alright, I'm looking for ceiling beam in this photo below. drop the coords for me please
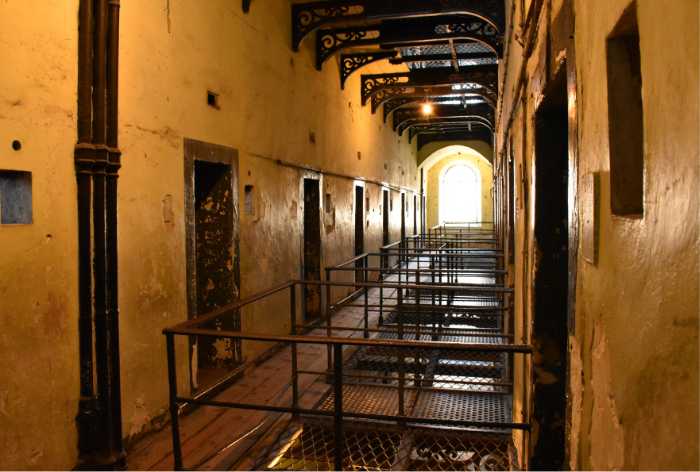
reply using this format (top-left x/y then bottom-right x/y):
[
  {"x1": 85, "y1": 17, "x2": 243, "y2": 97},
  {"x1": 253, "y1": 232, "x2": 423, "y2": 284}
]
[
  {"x1": 392, "y1": 103, "x2": 495, "y2": 131},
  {"x1": 373, "y1": 87, "x2": 496, "y2": 114},
  {"x1": 409, "y1": 121, "x2": 492, "y2": 142},
  {"x1": 292, "y1": 0, "x2": 504, "y2": 50},
  {"x1": 382, "y1": 95, "x2": 493, "y2": 122},
  {"x1": 362, "y1": 65, "x2": 498, "y2": 104},
  {"x1": 416, "y1": 128, "x2": 493, "y2": 150},
  {"x1": 316, "y1": 16, "x2": 501, "y2": 69},
  {"x1": 401, "y1": 117, "x2": 494, "y2": 136},
  {"x1": 390, "y1": 51, "x2": 496, "y2": 65}
]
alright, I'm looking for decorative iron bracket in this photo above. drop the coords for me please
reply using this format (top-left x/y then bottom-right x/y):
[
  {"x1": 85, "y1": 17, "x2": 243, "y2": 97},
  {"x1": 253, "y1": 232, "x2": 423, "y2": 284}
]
[
  {"x1": 383, "y1": 98, "x2": 415, "y2": 123},
  {"x1": 362, "y1": 65, "x2": 498, "y2": 107},
  {"x1": 292, "y1": 0, "x2": 504, "y2": 50},
  {"x1": 340, "y1": 51, "x2": 397, "y2": 89},
  {"x1": 316, "y1": 26, "x2": 380, "y2": 70},
  {"x1": 392, "y1": 103, "x2": 494, "y2": 132},
  {"x1": 316, "y1": 16, "x2": 502, "y2": 69},
  {"x1": 374, "y1": 88, "x2": 496, "y2": 115}
]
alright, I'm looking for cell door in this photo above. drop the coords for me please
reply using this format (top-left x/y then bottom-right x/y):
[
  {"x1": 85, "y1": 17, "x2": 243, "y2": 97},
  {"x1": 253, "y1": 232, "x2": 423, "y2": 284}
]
[
  {"x1": 531, "y1": 67, "x2": 570, "y2": 470},
  {"x1": 185, "y1": 139, "x2": 240, "y2": 393},
  {"x1": 303, "y1": 179, "x2": 321, "y2": 320},
  {"x1": 354, "y1": 186, "x2": 364, "y2": 283}
]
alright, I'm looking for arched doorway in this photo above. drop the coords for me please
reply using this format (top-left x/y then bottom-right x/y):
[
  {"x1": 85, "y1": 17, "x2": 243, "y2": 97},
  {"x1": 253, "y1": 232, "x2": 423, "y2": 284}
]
[
  {"x1": 418, "y1": 145, "x2": 493, "y2": 229},
  {"x1": 439, "y1": 163, "x2": 482, "y2": 224}
]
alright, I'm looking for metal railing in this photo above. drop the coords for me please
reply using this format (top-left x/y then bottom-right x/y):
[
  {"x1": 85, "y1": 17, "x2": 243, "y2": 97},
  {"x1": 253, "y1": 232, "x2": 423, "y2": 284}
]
[
  {"x1": 163, "y1": 226, "x2": 524, "y2": 470},
  {"x1": 163, "y1": 280, "x2": 531, "y2": 470}
]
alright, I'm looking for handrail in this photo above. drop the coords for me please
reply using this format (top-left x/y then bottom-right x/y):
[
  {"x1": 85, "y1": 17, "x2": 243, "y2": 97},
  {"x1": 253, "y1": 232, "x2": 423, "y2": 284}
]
[
  {"x1": 329, "y1": 252, "x2": 370, "y2": 269},
  {"x1": 169, "y1": 279, "x2": 513, "y2": 332},
  {"x1": 174, "y1": 280, "x2": 293, "y2": 330},
  {"x1": 165, "y1": 228, "x2": 515, "y2": 469},
  {"x1": 163, "y1": 328, "x2": 533, "y2": 353}
]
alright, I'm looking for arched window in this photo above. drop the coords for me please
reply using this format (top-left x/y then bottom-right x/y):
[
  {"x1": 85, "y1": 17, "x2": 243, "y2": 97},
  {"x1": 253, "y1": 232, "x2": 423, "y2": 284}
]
[{"x1": 439, "y1": 163, "x2": 481, "y2": 224}]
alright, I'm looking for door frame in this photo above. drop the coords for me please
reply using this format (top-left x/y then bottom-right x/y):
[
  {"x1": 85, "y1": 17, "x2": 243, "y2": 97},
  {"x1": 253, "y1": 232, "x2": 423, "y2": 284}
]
[
  {"x1": 353, "y1": 181, "x2": 366, "y2": 284},
  {"x1": 184, "y1": 138, "x2": 240, "y2": 391},
  {"x1": 299, "y1": 173, "x2": 323, "y2": 321}
]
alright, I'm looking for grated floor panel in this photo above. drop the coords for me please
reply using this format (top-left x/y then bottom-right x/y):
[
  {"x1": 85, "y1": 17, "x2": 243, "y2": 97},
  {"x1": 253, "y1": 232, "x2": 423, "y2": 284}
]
[
  {"x1": 262, "y1": 421, "x2": 519, "y2": 471},
  {"x1": 318, "y1": 384, "x2": 417, "y2": 417}
]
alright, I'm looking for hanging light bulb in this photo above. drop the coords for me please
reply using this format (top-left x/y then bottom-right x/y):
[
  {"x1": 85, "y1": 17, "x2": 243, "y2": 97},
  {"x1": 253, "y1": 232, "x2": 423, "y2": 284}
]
[{"x1": 421, "y1": 102, "x2": 434, "y2": 116}]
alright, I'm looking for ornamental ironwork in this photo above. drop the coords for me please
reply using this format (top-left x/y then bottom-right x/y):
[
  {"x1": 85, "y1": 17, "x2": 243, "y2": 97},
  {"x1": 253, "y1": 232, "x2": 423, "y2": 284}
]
[
  {"x1": 292, "y1": 1, "x2": 366, "y2": 50},
  {"x1": 292, "y1": 0, "x2": 504, "y2": 50},
  {"x1": 392, "y1": 103, "x2": 494, "y2": 132},
  {"x1": 316, "y1": 26, "x2": 380, "y2": 70},
  {"x1": 383, "y1": 98, "x2": 416, "y2": 122},
  {"x1": 317, "y1": 16, "x2": 501, "y2": 69},
  {"x1": 362, "y1": 66, "x2": 498, "y2": 108},
  {"x1": 340, "y1": 51, "x2": 397, "y2": 89}
]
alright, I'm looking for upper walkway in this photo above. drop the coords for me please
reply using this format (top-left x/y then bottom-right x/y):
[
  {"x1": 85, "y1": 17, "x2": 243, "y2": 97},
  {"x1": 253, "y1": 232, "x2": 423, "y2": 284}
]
[{"x1": 127, "y1": 224, "x2": 530, "y2": 471}]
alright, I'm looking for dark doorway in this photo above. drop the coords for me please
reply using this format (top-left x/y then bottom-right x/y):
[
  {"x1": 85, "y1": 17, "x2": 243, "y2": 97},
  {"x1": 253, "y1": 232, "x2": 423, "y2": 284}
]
[
  {"x1": 185, "y1": 139, "x2": 240, "y2": 393},
  {"x1": 531, "y1": 67, "x2": 569, "y2": 469},
  {"x1": 382, "y1": 189, "x2": 390, "y2": 246},
  {"x1": 303, "y1": 178, "x2": 322, "y2": 320},
  {"x1": 400, "y1": 193, "x2": 406, "y2": 241},
  {"x1": 193, "y1": 162, "x2": 239, "y2": 388},
  {"x1": 413, "y1": 194, "x2": 418, "y2": 235},
  {"x1": 354, "y1": 185, "x2": 365, "y2": 283}
]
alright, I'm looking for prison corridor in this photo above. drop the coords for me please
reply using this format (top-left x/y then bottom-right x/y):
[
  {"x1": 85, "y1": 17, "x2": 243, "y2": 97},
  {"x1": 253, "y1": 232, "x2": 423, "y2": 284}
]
[{"x1": 126, "y1": 225, "x2": 531, "y2": 470}]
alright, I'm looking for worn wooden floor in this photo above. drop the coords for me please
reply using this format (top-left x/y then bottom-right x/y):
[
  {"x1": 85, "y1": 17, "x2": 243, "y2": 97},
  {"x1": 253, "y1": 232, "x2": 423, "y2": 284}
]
[{"x1": 126, "y1": 285, "x2": 395, "y2": 471}]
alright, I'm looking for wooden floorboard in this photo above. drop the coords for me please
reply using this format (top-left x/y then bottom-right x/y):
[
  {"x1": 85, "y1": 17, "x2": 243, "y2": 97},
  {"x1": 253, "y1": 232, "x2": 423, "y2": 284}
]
[{"x1": 126, "y1": 285, "x2": 398, "y2": 470}]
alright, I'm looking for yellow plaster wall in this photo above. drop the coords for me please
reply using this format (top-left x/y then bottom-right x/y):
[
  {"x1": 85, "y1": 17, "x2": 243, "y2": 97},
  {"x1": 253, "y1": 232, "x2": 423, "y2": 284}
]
[
  {"x1": 498, "y1": 0, "x2": 699, "y2": 469},
  {"x1": 572, "y1": 1, "x2": 698, "y2": 468},
  {"x1": 0, "y1": 0, "x2": 419, "y2": 468},
  {"x1": 422, "y1": 149, "x2": 493, "y2": 229},
  {"x1": 118, "y1": 0, "x2": 420, "y2": 454},
  {"x1": 0, "y1": 1, "x2": 80, "y2": 468}
]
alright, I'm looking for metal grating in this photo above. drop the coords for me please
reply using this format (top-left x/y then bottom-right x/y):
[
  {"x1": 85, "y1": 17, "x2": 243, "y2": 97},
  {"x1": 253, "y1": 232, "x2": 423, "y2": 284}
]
[
  {"x1": 264, "y1": 421, "x2": 519, "y2": 471},
  {"x1": 319, "y1": 384, "x2": 417, "y2": 417},
  {"x1": 265, "y1": 422, "x2": 402, "y2": 471},
  {"x1": 413, "y1": 391, "x2": 512, "y2": 425},
  {"x1": 405, "y1": 429, "x2": 517, "y2": 471},
  {"x1": 400, "y1": 42, "x2": 497, "y2": 70}
]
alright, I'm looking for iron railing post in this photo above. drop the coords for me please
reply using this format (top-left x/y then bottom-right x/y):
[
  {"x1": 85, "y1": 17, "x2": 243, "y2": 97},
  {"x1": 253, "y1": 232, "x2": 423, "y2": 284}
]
[
  {"x1": 398, "y1": 347, "x2": 406, "y2": 417},
  {"x1": 364, "y1": 259, "x2": 369, "y2": 339},
  {"x1": 166, "y1": 333, "x2": 183, "y2": 470},
  {"x1": 290, "y1": 285, "x2": 299, "y2": 414},
  {"x1": 325, "y1": 269, "x2": 333, "y2": 377},
  {"x1": 333, "y1": 344, "x2": 344, "y2": 471}
]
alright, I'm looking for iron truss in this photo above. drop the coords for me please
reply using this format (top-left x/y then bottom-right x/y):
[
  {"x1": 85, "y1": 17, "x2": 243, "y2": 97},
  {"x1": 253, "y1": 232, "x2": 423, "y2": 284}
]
[
  {"x1": 360, "y1": 66, "x2": 497, "y2": 106},
  {"x1": 393, "y1": 104, "x2": 495, "y2": 134},
  {"x1": 316, "y1": 16, "x2": 501, "y2": 70},
  {"x1": 292, "y1": 0, "x2": 505, "y2": 51},
  {"x1": 289, "y1": 0, "x2": 504, "y2": 149},
  {"x1": 383, "y1": 95, "x2": 495, "y2": 123},
  {"x1": 409, "y1": 121, "x2": 492, "y2": 143},
  {"x1": 416, "y1": 127, "x2": 494, "y2": 150}
]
